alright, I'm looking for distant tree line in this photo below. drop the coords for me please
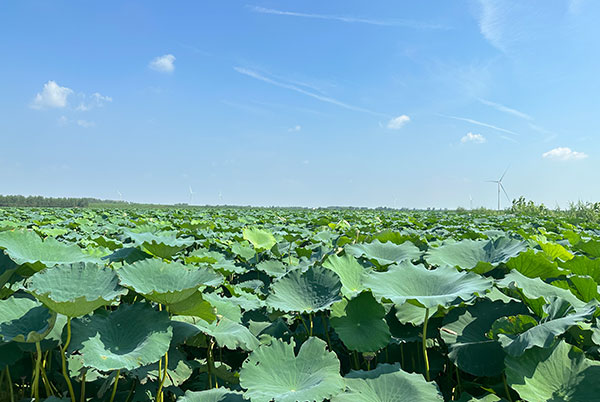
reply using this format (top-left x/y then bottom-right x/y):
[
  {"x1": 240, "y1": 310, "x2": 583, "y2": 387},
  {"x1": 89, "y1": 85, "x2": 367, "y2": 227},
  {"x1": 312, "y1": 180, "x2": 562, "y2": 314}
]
[{"x1": 0, "y1": 194, "x2": 130, "y2": 208}]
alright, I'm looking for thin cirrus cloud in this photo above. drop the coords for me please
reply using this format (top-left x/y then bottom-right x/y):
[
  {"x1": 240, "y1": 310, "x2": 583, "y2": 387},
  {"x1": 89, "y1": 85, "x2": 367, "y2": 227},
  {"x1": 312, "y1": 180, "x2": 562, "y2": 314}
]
[
  {"x1": 76, "y1": 93, "x2": 113, "y2": 111},
  {"x1": 149, "y1": 54, "x2": 176, "y2": 73},
  {"x1": 288, "y1": 125, "x2": 302, "y2": 132},
  {"x1": 249, "y1": 6, "x2": 447, "y2": 29},
  {"x1": 30, "y1": 80, "x2": 73, "y2": 109},
  {"x1": 439, "y1": 114, "x2": 519, "y2": 136},
  {"x1": 477, "y1": 98, "x2": 532, "y2": 120},
  {"x1": 234, "y1": 66, "x2": 387, "y2": 117},
  {"x1": 387, "y1": 115, "x2": 410, "y2": 129},
  {"x1": 542, "y1": 147, "x2": 588, "y2": 161},
  {"x1": 461, "y1": 132, "x2": 486, "y2": 143}
]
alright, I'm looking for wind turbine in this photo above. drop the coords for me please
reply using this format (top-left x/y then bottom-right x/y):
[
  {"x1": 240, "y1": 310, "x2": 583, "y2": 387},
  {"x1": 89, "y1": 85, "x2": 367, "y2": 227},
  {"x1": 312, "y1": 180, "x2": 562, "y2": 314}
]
[
  {"x1": 188, "y1": 185, "x2": 194, "y2": 205},
  {"x1": 117, "y1": 190, "x2": 123, "y2": 202},
  {"x1": 469, "y1": 194, "x2": 473, "y2": 210},
  {"x1": 218, "y1": 191, "x2": 223, "y2": 204},
  {"x1": 487, "y1": 168, "x2": 510, "y2": 210}
]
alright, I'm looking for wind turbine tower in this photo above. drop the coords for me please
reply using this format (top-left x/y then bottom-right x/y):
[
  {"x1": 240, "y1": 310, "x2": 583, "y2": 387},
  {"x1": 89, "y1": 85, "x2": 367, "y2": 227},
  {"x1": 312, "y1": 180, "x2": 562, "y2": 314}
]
[
  {"x1": 189, "y1": 186, "x2": 194, "y2": 205},
  {"x1": 487, "y1": 168, "x2": 510, "y2": 210}
]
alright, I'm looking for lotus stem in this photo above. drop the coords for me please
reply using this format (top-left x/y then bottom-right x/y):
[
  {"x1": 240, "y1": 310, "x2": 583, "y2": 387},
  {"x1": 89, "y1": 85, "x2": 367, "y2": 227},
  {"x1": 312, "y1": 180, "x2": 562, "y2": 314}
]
[
  {"x1": 321, "y1": 313, "x2": 332, "y2": 350},
  {"x1": 298, "y1": 315, "x2": 310, "y2": 336},
  {"x1": 32, "y1": 342, "x2": 42, "y2": 401},
  {"x1": 108, "y1": 370, "x2": 120, "y2": 402},
  {"x1": 156, "y1": 350, "x2": 169, "y2": 400},
  {"x1": 79, "y1": 369, "x2": 86, "y2": 402},
  {"x1": 502, "y1": 373, "x2": 513, "y2": 402},
  {"x1": 206, "y1": 338, "x2": 215, "y2": 389},
  {"x1": 352, "y1": 351, "x2": 360, "y2": 370},
  {"x1": 422, "y1": 308, "x2": 431, "y2": 381},
  {"x1": 125, "y1": 380, "x2": 136, "y2": 402},
  {"x1": 60, "y1": 317, "x2": 76, "y2": 402},
  {"x1": 6, "y1": 366, "x2": 14, "y2": 402}
]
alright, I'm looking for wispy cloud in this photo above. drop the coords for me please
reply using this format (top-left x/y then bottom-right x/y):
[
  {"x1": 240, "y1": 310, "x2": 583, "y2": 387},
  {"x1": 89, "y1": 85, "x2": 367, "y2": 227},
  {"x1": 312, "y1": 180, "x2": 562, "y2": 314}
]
[
  {"x1": 440, "y1": 114, "x2": 519, "y2": 136},
  {"x1": 461, "y1": 132, "x2": 486, "y2": 143},
  {"x1": 76, "y1": 92, "x2": 112, "y2": 111},
  {"x1": 478, "y1": 98, "x2": 532, "y2": 120},
  {"x1": 542, "y1": 147, "x2": 588, "y2": 161},
  {"x1": 249, "y1": 6, "x2": 447, "y2": 29},
  {"x1": 387, "y1": 115, "x2": 410, "y2": 129},
  {"x1": 234, "y1": 67, "x2": 387, "y2": 116},
  {"x1": 288, "y1": 125, "x2": 302, "y2": 132}
]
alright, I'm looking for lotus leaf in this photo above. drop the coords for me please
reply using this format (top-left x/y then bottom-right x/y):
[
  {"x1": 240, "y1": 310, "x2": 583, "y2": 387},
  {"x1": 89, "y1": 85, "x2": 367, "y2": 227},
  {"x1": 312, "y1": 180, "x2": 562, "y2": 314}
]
[
  {"x1": 322, "y1": 254, "x2": 366, "y2": 299},
  {"x1": 25, "y1": 262, "x2": 127, "y2": 317},
  {"x1": 68, "y1": 303, "x2": 172, "y2": 371},
  {"x1": 365, "y1": 262, "x2": 493, "y2": 309},
  {"x1": 425, "y1": 237, "x2": 526, "y2": 273},
  {"x1": 332, "y1": 363, "x2": 444, "y2": 402},
  {"x1": 505, "y1": 249, "x2": 563, "y2": 279},
  {"x1": 266, "y1": 265, "x2": 342, "y2": 313},
  {"x1": 0, "y1": 229, "x2": 100, "y2": 271},
  {"x1": 330, "y1": 292, "x2": 391, "y2": 352},
  {"x1": 243, "y1": 227, "x2": 277, "y2": 251},
  {"x1": 117, "y1": 259, "x2": 222, "y2": 305},
  {"x1": 345, "y1": 240, "x2": 421, "y2": 266},
  {"x1": 173, "y1": 316, "x2": 259, "y2": 351},
  {"x1": 239, "y1": 337, "x2": 344, "y2": 402},
  {"x1": 506, "y1": 340, "x2": 600, "y2": 401},
  {"x1": 126, "y1": 231, "x2": 194, "y2": 259},
  {"x1": 0, "y1": 296, "x2": 56, "y2": 343},
  {"x1": 178, "y1": 389, "x2": 247, "y2": 402},
  {"x1": 441, "y1": 299, "x2": 527, "y2": 376}
]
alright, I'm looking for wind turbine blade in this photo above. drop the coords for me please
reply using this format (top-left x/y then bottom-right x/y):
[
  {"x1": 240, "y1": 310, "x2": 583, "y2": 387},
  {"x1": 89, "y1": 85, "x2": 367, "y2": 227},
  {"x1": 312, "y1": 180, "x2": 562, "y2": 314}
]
[
  {"x1": 499, "y1": 166, "x2": 509, "y2": 182},
  {"x1": 485, "y1": 180, "x2": 499, "y2": 183},
  {"x1": 500, "y1": 183, "x2": 510, "y2": 202}
]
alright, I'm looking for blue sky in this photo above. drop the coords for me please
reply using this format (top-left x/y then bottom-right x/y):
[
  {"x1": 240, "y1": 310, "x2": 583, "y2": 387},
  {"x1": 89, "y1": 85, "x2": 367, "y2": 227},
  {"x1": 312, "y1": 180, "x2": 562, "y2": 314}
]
[{"x1": 1, "y1": 1, "x2": 599, "y2": 208}]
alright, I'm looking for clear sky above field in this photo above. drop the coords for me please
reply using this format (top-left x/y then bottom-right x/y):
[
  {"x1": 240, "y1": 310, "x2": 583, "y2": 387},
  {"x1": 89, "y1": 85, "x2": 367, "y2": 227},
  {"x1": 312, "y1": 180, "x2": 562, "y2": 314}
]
[{"x1": 1, "y1": 1, "x2": 599, "y2": 208}]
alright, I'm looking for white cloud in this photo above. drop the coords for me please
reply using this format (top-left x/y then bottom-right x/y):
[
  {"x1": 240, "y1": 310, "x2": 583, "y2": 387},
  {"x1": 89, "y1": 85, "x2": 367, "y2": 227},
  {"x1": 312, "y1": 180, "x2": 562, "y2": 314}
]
[
  {"x1": 76, "y1": 119, "x2": 95, "y2": 128},
  {"x1": 31, "y1": 81, "x2": 73, "y2": 109},
  {"x1": 76, "y1": 92, "x2": 113, "y2": 111},
  {"x1": 387, "y1": 115, "x2": 410, "y2": 129},
  {"x1": 288, "y1": 125, "x2": 302, "y2": 132},
  {"x1": 542, "y1": 147, "x2": 588, "y2": 161},
  {"x1": 461, "y1": 132, "x2": 486, "y2": 143},
  {"x1": 149, "y1": 54, "x2": 176, "y2": 73}
]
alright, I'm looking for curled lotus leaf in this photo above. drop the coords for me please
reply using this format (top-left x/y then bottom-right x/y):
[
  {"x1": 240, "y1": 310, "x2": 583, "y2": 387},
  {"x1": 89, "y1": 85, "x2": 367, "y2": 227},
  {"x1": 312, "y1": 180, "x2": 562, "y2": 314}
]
[
  {"x1": 173, "y1": 316, "x2": 259, "y2": 351},
  {"x1": 117, "y1": 259, "x2": 223, "y2": 305},
  {"x1": 425, "y1": 237, "x2": 526, "y2": 274},
  {"x1": 506, "y1": 340, "x2": 600, "y2": 401},
  {"x1": 177, "y1": 388, "x2": 247, "y2": 402},
  {"x1": 239, "y1": 337, "x2": 344, "y2": 402},
  {"x1": 25, "y1": 262, "x2": 127, "y2": 317},
  {"x1": 322, "y1": 254, "x2": 366, "y2": 299},
  {"x1": 68, "y1": 303, "x2": 172, "y2": 371},
  {"x1": 125, "y1": 231, "x2": 194, "y2": 259},
  {"x1": 242, "y1": 227, "x2": 277, "y2": 252},
  {"x1": 332, "y1": 363, "x2": 444, "y2": 402},
  {"x1": 365, "y1": 262, "x2": 493, "y2": 309},
  {"x1": 0, "y1": 229, "x2": 100, "y2": 271},
  {"x1": 0, "y1": 296, "x2": 56, "y2": 343},
  {"x1": 345, "y1": 240, "x2": 421, "y2": 266},
  {"x1": 266, "y1": 265, "x2": 342, "y2": 313}
]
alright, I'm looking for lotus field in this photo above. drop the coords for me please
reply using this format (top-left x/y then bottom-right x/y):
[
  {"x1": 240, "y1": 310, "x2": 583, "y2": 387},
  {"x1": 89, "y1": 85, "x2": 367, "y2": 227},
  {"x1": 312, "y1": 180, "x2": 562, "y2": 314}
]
[{"x1": 2, "y1": 208, "x2": 600, "y2": 401}]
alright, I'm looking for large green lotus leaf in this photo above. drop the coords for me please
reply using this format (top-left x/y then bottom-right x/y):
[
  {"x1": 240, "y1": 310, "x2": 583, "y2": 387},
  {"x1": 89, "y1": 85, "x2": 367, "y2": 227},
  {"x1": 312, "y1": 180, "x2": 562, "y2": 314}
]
[
  {"x1": 506, "y1": 340, "x2": 600, "y2": 401},
  {"x1": 132, "y1": 347, "x2": 194, "y2": 387},
  {"x1": 538, "y1": 241, "x2": 574, "y2": 261},
  {"x1": 322, "y1": 254, "x2": 366, "y2": 299},
  {"x1": 497, "y1": 270, "x2": 585, "y2": 316},
  {"x1": 266, "y1": 265, "x2": 342, "y2": 313},
  {"x1": 573, "y1": 239, "x2": 600, "y2": 258},
  {"x1": 567, "y1": 275, "x2": 600, "y2": 302},
  {"x1": 126, "y1": 231, "x2": 194, "y2": 259},
  {"x1": 425, "y1": 237, "x2": 526, "y2": 274},
  {"x1": 491, "y1": 298, "x2": 596, "y2": 356},
  {"x1": 332, "y1": 363, "x2": 444, "y2": 402},
  {"x1": 456, "y1": 394, "x2": 504, "y2": 402},
  {"x1": 0, "y1": 251, "x2": 18, "y2": 288},
  {"x1": 0, "y1": 296, "x2": 56, "y2": 343},
  {"x1": 203, "y1": 293, "x2": 243, "y2": 323},
  {"x1": 117, "y1": 259, "x2": 222, "y2": 305},
  {"x1": 345, "y1": 240, "x2": 421, "y2": 266},
  {"x1": 169, "y1": 291, "x2": 217, "y2": 323},
  {"x1": 243, "y1": 228, "x2": 277, "y2": 252},
  {"x1": 239, "y1": 337, "x2": 344, "y2": 402},
  {"x1": 178, "y1": 389, "x2": 247, "y2": 402},
  {"x1": 25, "y1": 262, "x2": 127, "y2": 317},
  {"x1": 364, "y1": 262, "x2": 493, "y2": 309},
  {"x1": 173, "y1": 315, "x2": 259, "y2": 351},
  {"x1": 560, "y1": 256, "x2": 600, "y2": 282},
  {"x1": 0, "y1": 229, "x2": 100, "y2": 271},
  {"x1": 330, "y1": 292, "x2": 391, "y2": 352},
  {"x1": 441, "y1": 299, "x2": 527, "y2": 376},
  {"x1": 0, "y1": 342, "x2": 23, "y2": 369},
  {"x1": 505, "y1": 250, "x2": 563, "y2": 280},
  {"x1": 256, "y1": 260, "x2": 288, "y2": 278},
  {"x1": 68, "y1": 303, "x2": 172, "y2": 371}
]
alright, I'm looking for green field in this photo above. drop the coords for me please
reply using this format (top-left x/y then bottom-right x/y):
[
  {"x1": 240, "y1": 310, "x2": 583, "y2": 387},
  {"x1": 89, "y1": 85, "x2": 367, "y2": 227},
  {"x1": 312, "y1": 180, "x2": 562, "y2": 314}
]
[{"x1": 1, "y1": 207, "x2": 600, "y2": 402}]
